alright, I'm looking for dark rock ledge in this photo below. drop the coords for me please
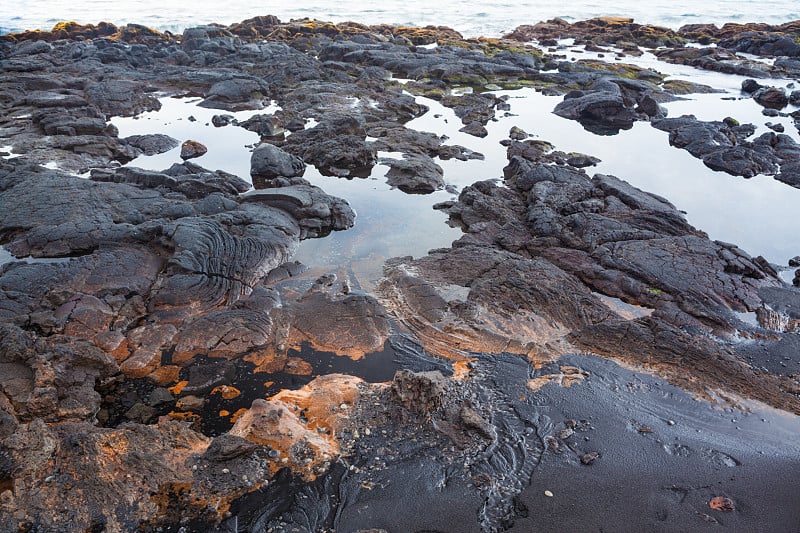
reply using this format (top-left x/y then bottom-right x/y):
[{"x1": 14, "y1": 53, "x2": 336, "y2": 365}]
[{"x1": 379, "y1": 144, "x2": 800, "y2": 412}]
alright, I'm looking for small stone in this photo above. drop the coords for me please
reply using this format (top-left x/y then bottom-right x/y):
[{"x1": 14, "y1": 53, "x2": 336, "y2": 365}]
[
  {"x1": 222, "y1": 468, "x2": 230, "y2": 474},
  {"x1": 709, "y1": 496, "x2": 735, "y2": 512},
  {"x1": 124, "y1": 402, "x2": 156, "y2": 423},
  {"x1": 556, "y1": 428, "x2": 574, "y2": 439},
  {"x1": 365, "y1": 428, "x2": 371, "y2": 436},
  {"x1": 580, "y1": 451, "x2": 600, "y2": 465},
  {"x1": 147, "y1": 387, "x2": 175, "y2": 407},
  {"x1": 176, "y1": 395, "x2": 205, "y2": 411},
  {"x1": 544, "y1": 490, "x2": 554, "y2": 497},
  {"x1": 212, "y1": 114, "x2": 235, "y2": 127},
  {"x1": 180, "y1": 140, "x2": 208, "y2": 160},
  {"x1": 509, "y1": 126, "x2": 528, "y2": 140}
]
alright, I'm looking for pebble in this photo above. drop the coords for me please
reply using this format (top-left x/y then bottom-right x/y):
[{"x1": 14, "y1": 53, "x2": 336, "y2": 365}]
[
  {"x1": 222, "y1": 468, "x2": 230, "y2": 474},
  {"x1": 544, "y1": 490, "x2": 554, "y2": 497},
  {"x1": 580, "y1": 451, "x2": 600, "y2": 465}
]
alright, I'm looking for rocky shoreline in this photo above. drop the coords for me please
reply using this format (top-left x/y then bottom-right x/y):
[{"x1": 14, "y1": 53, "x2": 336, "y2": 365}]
[{"x1": 0, "y1": 15, "x2": 799, "y2": 532}]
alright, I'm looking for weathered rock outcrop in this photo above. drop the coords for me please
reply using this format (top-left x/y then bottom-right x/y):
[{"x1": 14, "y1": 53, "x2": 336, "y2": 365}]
[
  {"x1": 0, "y1": 373, "x2": 370, "y2": 532},
  {"x1": 654, "y1": 47, "x2": 775, "y2": 78},
  {"x1": 652, "y1": 116, "x2": 800, "y2": 184},
  {"x1": 505, "y1": 17, "x2": 685, "y2": 49},
  {"x1": 380, "y1": 148, "x2": 800, "y2": 413},
  {"x1": 0, "y1": 160, "x2": 353, "y2": 378}
]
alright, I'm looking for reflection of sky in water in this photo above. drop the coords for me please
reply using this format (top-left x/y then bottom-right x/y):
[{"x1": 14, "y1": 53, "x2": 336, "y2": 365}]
[
  {"x1": 0, "y1": 246, "x2": 13, "y2": 266},
  {"x1": 111, "y1": 97, "x2": 269, "y2": 180},
  {"x1": 110, "y1": 96, "x2": 463, "y2": 284},
  {"x1": 292, "y1": 167, "x2": 462, "y2": 287},
  {"x1": 397, "y1": 84, "x2": 800, "y2": 265},
  {"x1": 109, "y1": 59, "x2": 800, "y2": 274}
]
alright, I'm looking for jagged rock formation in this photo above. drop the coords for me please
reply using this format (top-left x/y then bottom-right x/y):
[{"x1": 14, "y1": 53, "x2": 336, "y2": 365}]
[{"x1": 380, "y1": 146, "x2": 800, "y2": 413}]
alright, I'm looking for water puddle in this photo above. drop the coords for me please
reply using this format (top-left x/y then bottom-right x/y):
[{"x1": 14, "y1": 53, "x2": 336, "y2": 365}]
[
  {"x1": 292, "y1": 166, "x2": 461, "y2": 290},
  {"x1": 0, "y1": 245, "x2": 75, "y2": 266},
  {"x1": 0, "y1": 144, "x2": 21, "y2": 159},
  {"x1": 104, "y1": 340, "x2": 402, "y2": 437},
  {"x1": 593, "y1": 292, "x2": 654, "y2": 319},
  {"x1": 110, "y1": 95, "x2": 465, "y2": 287},
  {"x1": 0, "y1": 246, "x2": 13, "y2": 267},
  {"x1": 110, "y1": 96, "x2": 274, "y2": 179}
]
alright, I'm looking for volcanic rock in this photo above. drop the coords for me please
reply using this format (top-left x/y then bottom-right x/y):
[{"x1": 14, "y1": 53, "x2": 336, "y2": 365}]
[
  {"x1": 554, "y1": 91, "x2": 638, "y2": 135},
  {"x1": 180, "y1": 139, "x2": 208, "y2": 160},
  {"x1": 124, "y1": 133, "x2": 180, "y2": 155},
  {"x1": 383, "y1": 155, "x2": 445, "y2": 194},
  {"x1": 753, "y1": 86, "x2": 789, "y2": 109},
  {"x1": 651, "y1": 116, "x2": 800, "y2": 181},
  {"x1": 283, "y1": 113, "x2": 376, "y2": 177},
  {"x1": 250, "y1": 142, "x2": 306, "y2": 184}
]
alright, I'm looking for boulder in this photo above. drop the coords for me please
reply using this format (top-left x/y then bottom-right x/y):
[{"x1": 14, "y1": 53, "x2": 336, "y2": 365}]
[
  {"x1": 383, "y1": 155, "x2": 445, "y2": 194},
  {"x1": 250, "y1": 142, "x2": 305, "y2": 184},
  {"x1": 754, "y1": 87, "x2": 789, "y2": 109},
  {"x1": 651, "y1": 116, "x2": 800, "y2": 181},
  {"x1": 284, "y1": 113, "x2": 376, "y2": 177},
  {"x1": 239, "y1": 114, "x2": 284, "y2": 137},
  {"x1": 553, "y1": 91, "x2": 638, "y2": 135},
  {"x1": 200, "y1": 77, "x2": 269, "y2": 110}
]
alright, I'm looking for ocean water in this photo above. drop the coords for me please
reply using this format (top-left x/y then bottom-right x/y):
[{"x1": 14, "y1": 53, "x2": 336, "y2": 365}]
[{"x1": 1, "y1": 0, "x2": 799, "y2": 37}]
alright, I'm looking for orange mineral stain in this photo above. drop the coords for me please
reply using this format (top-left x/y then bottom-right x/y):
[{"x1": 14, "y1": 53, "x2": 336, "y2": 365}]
[
  {"x1": 168, "y1": 381, "x2": 188, "y2": 395},
  {"x1": 211, "y1": 385, "x2": 241, "y2": 400}
]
